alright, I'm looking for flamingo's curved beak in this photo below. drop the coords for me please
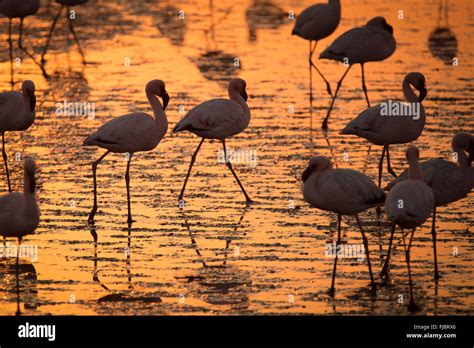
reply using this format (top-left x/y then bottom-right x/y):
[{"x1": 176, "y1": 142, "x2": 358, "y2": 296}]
[
  {"x1": 162, "y1": 91, "x2": 170, "y2": 110},
  {"x1": 27, "y1": 89, "x2": 36, "y2": 112},
  {"x1": 419, "y1": 84, "x2": 427, "y2": 102},
  {"x1": 302, "y1": 166, "x2": 314, "y2": 182},
  {"x1": 241, "y1": 89, "x2": 248, "y2": 102}
]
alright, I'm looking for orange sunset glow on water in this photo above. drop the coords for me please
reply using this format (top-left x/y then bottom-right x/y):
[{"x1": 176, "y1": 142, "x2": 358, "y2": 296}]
[{"x1": 0, "y1": 0, "x2": 472, "y2": 318}]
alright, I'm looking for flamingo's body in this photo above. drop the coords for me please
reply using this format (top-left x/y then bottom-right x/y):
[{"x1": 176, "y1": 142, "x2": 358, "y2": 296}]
[
  {"x1": 302, "y1": 155, "x2": 384, "y2": 294},
  {"x1": 173, "y1": 78, "x2": 252, "y2": 204},
  {"x1": 41, "y1": 0, "x2": 89, "y2": 66},
  {"x1": 0, "y1": 0, "x2": 48, "y2": 84},
  {"x1": 0, "y1": 158, "x2": 39, "y2": 241},
  {"x1": 385, "y1": 133, "x2": 474, "y2": 279},
  {"x1": 292, "y1": 0, "x2": 341, "y2": 98},
  {"x1": 383, "y1": 146, "x2": 434, "y2": 311},
  {"x1": 0, "y1": 80, "x2": 36, "y2": 191},
  {"x1": 83, "y1": 80, "x2": 169, "y2": 224},
  {"x1": 341, "y1": 72, "x2": 427, "y2": 186},
  {"x1": 319, "y1": 16, "x2": 396, "y2": 128}
]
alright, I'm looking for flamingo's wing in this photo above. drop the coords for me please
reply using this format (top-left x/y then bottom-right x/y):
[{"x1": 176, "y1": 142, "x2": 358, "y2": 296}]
[
  {"x1": 84, "y1": 113, "x2": 155, "y2": 147},
  {"x1": 294, "y1": 4, "x2": 327, "y2": 32},
  {"x1": 174, "y1": 99, "x2": 243, "y2": 133},
  {"x1": 341, "y1": 106, "x2": 381, "y2": 134}
]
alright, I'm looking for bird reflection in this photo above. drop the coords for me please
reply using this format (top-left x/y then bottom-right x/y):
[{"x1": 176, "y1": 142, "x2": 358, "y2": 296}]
[
  {"x1": 193, "y1": 0, "x2": 240, "y2": 87},
  {"x1": 154, "y1": 5, "x2": 186, "y2": 46},
  {"x1": 177, "y1": 206, "x2": 252, "y2": 312},
  {"x1": 0, "y1": 257, "x2": 38, "y2": 316},
  {"x1": 245, "y1": 0, "x2": 287, "y2": 42},
  {"x1": 428, "y1": 0, "x2": 457, "y2": 65}
]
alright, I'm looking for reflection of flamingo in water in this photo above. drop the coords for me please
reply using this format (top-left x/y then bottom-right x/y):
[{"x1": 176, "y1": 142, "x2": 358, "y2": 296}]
[
  {"x1": 428, "y1": 0, "x2": 457, "y2": 65},
  {"x1": 154, "y1": 5, "x2": 187, "y2": 46},
  {"x1": 193, "y1": 0, "x2": 240, "y2": 87},
  {"x1": 245, "y1": 0, "x2": 287, "y2": 42},
  {"x1": 177, "y1": 206, "x2": 252, "y2": 312},
  {"x1": 90, "y1": 223, "x2": 162, "y2": 304}
]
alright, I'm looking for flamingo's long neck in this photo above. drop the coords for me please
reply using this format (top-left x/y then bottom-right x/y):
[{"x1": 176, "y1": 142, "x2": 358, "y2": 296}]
[
  {"x1": 146, "y1": 90, "x2": 168, "y2": 137},
  {"x1": 453, "y1": 145, "x2": 469, "y2": 168},
  {"x1": 229, "y1": 89, "x2": 251, "y2": 124},
  {"x1": 408, "y1": 156, "x2": 423, "y2": 180}
]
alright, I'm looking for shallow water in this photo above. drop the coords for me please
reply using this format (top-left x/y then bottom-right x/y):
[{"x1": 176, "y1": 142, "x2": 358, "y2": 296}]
[{"x1": 0, "y1": 0, "x2": 473, "y2": 315}]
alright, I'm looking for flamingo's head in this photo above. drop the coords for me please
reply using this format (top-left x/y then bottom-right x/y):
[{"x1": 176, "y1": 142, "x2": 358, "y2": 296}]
[
  {"x1": 452, "y1": 132, "x2": 474, "y2": 165},
  {"x1": 302, "y1": 156, "x2": 333, "y2": 182},
  {"x1": 405, "y1": 72, "x2": 427, "y2": 102},
  {"x1": 146, "y1": 79, "x2": 170, "y2": 110},
  {"x1": 229, "y1": 78, "x2": 248, "y2": 102},
  {"x1": 366, "y1": 17, "x2": 393, "y2": 35},
  {"x1": 405, "y1": 146, "x2": 420, "y2": 161},
  {"x1": 22, "y1": 80, "x2": 36, "y2": 112}
]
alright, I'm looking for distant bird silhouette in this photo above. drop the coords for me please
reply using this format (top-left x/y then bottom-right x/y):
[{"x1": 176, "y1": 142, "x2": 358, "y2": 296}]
[
  {"x1": 41, "y1": 0, "x2": 89, "y2": 66},
  {"x1": 428, "y1": 0, "x2": 457, "y2": 65},
  {"x1": 292, "y1": 0, "x2": 341, "y2": 98},
  {"x1": 173, "y1": 78, "x2": 252, "y2": 205},
  {"x1": 0, "y1": 80, "x2": 36, "y2": 192},
  {"x1": 383, "y1": 146, "x2": 434, "y2": 312},
  {"x1": 341, "y1": 72, "x2": 427, "y2": 187},
  {"x1": 385, "y1": 133, "x2": 473, "y2": 279},
  {"x1": 302, "y1": 155, "x2": 384, "y2": 295},
  {"x1": 320, "y1": 16, "x2": 396, "y2": 128},
  {"x1": 83, "y1": 80, "x2": 169, "y2": 224},
  {"x1": 0, "y1": 0, "x2": 49, "y2": 85},
  {"x1": 246, "y1": 0, "x2": 287, "y2": 42},
  {"x1": 0, "y1": 158, "x2": 40, "y2": 262}
]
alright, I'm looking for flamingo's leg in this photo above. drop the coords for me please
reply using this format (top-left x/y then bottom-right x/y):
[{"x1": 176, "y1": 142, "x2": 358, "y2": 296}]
[
  {"x1": 431, "y1": 207, "x2": 440, "y2": 280},
  {"x1": 67, "y1": 6, "x2": 86, "y2": 65},
  {"x1": 381, "y1": 223, "x2": 396, "y2": 278},
  {"x1": 18, "y1": 18, "x2": 49, "y2": 78},
  {"x1": 377, "y1": 146, "x2": 386, "y2": 187},
  {"x1": 88, "y1": 150, "x2": 109, "y2": 224},
  {"x1": 8, "y1": 19, "x2": 14, "y2": 88},
  {"x1": 125, "y1": 153, "x2": 133, "y2": 224},
  {"x1": 222, "y1": 140, "x2": 253, "y2": 205},
  {"x1": 178, "y1": 138, "x2": 205, "y2": 202},
  {"x1": 329, "y1": 214, "x2": 342, "y2": 296},
  {"x1": 386, "y1": 145, "x2": 397, "y2": 177},
  {"x1": 361, "y1": 63, "x2": 370, "y2": 108},
  {"x1": 356, "y1": 215, "x2": 376, "y2": 293},
  {"x1": 41, "y1": 4, "x2": 63, "y2": 65},
  {"x1": 309, "y1": 41, "x2": 332, "y2": 97},
  {"x1": 2, "y1": 132, "x2": 11, "y2": 192},
  {"x1": 322, "y1": 65, "x2": 351, "y2": 129}
]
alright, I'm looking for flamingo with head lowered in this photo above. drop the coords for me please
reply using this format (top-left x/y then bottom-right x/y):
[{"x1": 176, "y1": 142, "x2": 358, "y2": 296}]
[
  {"x1": 320, "y1": 16, "x2": 396, "y2": 129},
  {"x1": 83, "y1": 79, "x2": 169, "y2": 225}
]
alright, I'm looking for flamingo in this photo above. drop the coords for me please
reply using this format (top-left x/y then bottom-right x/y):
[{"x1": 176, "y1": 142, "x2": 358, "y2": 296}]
[
  {"x1": 41, "y1": 0, "x2": 88, "y2": 66},
  {"x1": 0, "y1": 80, "x2": 37, "y2": 192},
  {"x1": 384, "y1": 132, "x2": 473, "y2": 280},
  {"x1": 384, "y1": 146, "x2": 434, "y2": 312},
  {"x1": 173, "y1": 78, "x2": 252, "y2": 205},
  {"x1": 291, "y1": 0, "x2": 341, "y2": 98},
  {"x1": 0, "y1": 0, "x2": 49, "y2": 85},
  {"x1": 319, "y1": 16, "x2": 396, "y2": 128},
  {"x1": 83, "y1": 79, "x2": 169, "y2": 224},
  {"x1": 341, "y1": 72, "x2": 428, "y2": 187},
  {"x1": 302, "y1": 155, "x2": 385, "y2": 295},
  {"x1": 0, "y1": 158, "x2": 40, "y2": 265}
]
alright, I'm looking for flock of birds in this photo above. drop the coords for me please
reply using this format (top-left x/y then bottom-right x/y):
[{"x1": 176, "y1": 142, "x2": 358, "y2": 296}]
[{"x1": 0, "y1": 0, "x2": 472, "y2": 313}]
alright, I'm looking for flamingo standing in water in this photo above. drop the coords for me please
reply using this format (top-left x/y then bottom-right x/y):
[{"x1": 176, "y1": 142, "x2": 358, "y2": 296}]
[
  {"x1": 291, "y1": 0, "x2": 341, "y2": 99},
  {"x1": 384, "y1": 132, "x2": 473, "y2": 280},
  {"x1": 341, "y1": 72, "x2": 428, "y2": 187},
  {"x1": 0, "y1": 158, "x2": 40, "y2": 262},
  {"x1": 302, "y1": 155, "x2": 384, "y2": 295},
  {"x1": 319, "y1": 16, "x2": 396, "y2": 128},
  {"x1": 0, "y1": 80, "x2": 36, "y2": 192},
  {"x1": 173, "y1": 78, "x2": 252, "y2": 205},
  {"x1": 0, "y1": 0, "x2": 49, "y2": 85},
  {"x1": 83, "y1": 80, "x2": 169, "y2": 224},
  {"x1": 384, "y1": 146, "x2": 434, "y2": 312},
  {"x1": 41, "y1": 0, "x2": 88, "y2": 66}
]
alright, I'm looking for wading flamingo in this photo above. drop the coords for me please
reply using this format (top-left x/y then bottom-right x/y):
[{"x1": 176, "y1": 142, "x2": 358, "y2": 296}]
[
  {"x1": 83, "y1": 80, "x2": 169, "y2": 224},
  {"x1": 302, "y1": 155, "x2": 385, "y2": 295},
  {"x1": 0, "y1": 158, "x2": 40, "y2": 262},
  {"x1": 384, "y1": 132, "x2": 473, "y2": 280},
  {"x1": 292, "y1": 0, "x2": 341, "y2": 98},
  {"x1": 0, "y1": 0, "x2": 49, "y2": 85},
  {"x1": 384, "y1": 146, "x2": 434, "y2": 312},
  {"x1": 341, "y1": 72, "x2": 427, "y2": 187},
  {"x1": 0, "y1": 80, "x2": 36, "y2": 192},
  {"x1": 173, "y1": 78, "x2": 252, "y2": 205},
  {"x1": 41, "y1": 0, "x2": 89, "y2": 66},
  {"x1": 319, "y1": 16, "x2": 396, "y2": 128}
]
